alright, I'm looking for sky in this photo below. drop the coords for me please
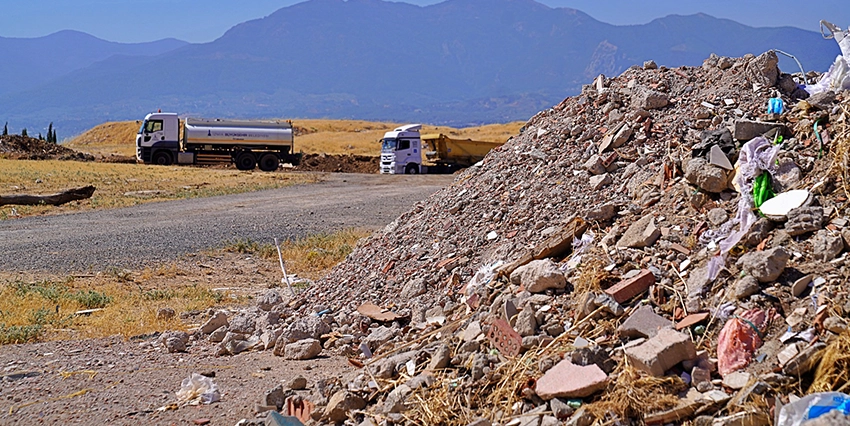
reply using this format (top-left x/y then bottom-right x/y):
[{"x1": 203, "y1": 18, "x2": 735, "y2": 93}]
[{"x1": 1, "y1": 0, "x2": 848, "y2": 43}]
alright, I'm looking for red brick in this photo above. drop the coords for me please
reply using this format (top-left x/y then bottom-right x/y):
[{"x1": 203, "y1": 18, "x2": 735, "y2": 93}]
[
  {"x1": 535, "y1": 359, "x2": 608, "y2": 399},
  {"x1": 675, "y1": 312, "x2": 709, "y2": 331},
  {"x1": 605, "y1": 269, "x2": 655, "y2": 304}
]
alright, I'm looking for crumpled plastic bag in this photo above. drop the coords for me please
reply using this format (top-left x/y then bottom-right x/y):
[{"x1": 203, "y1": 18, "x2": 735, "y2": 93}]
[
  {"x1": 805, "y1": 21, "x2": 850, "y2": 95},
  {"x1": 717, "y1": 308, "x2": 767, "y2": 377},
  {"x1": 706, "y1": 137, "x2": 781, "y2": 280},
  {"x1": 176, "y1": 373, "x2": 221, "y2": 405},
  {"x1": 778, "y1": 392, "x2": 850, "y2": 426},
  {"x1": 466, "y1": 260, "x2": 504, "y2": 295}
]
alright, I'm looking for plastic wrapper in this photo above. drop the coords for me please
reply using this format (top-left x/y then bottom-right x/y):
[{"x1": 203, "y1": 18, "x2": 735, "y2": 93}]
[
  {"x1": 778, "y1": 392, "x2": 850, "y2": 426},
  {"x1": 176, "y1": 373, "x2": 221, "y2": 405},
  {"x1": 717, "y1": 308, "x2": 767, "y2": 377}
]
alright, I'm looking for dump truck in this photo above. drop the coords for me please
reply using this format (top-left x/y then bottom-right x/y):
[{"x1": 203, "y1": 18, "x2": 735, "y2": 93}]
[
  {"x1": 379, "y1": 124, "x2": 504, "y2": 174},
  {"x1": 135, "y1": 112, "x2": 301, "y2": 171}
]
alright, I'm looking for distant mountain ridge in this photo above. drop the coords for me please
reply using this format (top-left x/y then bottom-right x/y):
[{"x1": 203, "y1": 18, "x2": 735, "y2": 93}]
[
  {"x1": 0, "y1": 30, "x2": 187, "y2": 98},
  {"x1": 0, "y1": 0, "x2": 840, "y2": 138}
]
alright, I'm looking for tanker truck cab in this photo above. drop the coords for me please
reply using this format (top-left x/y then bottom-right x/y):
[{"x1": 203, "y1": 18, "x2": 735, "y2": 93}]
[
  {"x1": 380, "y1": 124, "x2": 422, "y2": 174},
  {"x1": 136, "y1": 112, "x2": 180, "y2": 165}
]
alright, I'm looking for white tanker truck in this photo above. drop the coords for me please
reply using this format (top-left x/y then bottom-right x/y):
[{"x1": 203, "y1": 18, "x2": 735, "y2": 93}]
[{"x1": 135, "y1": 112, "x2": 301, "y2": 171}]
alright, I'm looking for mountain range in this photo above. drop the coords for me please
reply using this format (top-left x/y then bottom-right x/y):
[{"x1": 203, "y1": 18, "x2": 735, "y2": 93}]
[{"x1": 0, "y1": 0, "x2": 841, "y2": 138}]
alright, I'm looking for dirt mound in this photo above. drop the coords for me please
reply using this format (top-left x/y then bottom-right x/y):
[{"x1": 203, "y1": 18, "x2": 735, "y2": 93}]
[
  {"x1": 294, "y1": 153, "x2": 378, "y2": 173},
  {"x1": 0, "y1": 134, "x2": 94, "y2": 161}
]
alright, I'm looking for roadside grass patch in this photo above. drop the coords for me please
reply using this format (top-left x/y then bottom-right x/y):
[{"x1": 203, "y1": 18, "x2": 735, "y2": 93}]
[
  {"x1": 223, "y1": 228, "x2": 372, "y2": 280},
  {"x1": 0, "y1": 159, "x2": 317, "y2": 220},
  {"x1": 0, "y1": 277, "x2": 229, "y2": 343}
]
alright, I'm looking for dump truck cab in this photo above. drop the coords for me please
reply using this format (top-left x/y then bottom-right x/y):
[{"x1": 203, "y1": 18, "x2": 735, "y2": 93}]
[{"x1": 380, "y1": 124, "x2": 422, "y2": 174}]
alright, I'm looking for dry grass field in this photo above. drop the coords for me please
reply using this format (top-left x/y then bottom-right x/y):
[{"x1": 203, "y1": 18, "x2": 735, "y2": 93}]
[
  {"x1": 67, "y1": 119, "x2": 525, "y2": 157},
  {"x1": 0, "y1": 159, "x2": 315, "y2": 220}
]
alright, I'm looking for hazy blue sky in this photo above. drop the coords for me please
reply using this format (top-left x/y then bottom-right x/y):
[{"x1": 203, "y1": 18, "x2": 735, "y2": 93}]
[{"x1": 2, "y1": 0, "x2": 848, "y2": 43}]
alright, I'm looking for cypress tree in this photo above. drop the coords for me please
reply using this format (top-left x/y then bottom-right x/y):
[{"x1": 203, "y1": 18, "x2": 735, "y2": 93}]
[
  {"x1": 52, "y1": 129, "x2": 58, "y2": 143},
  {"x1": 38, "y1": 133, "x2": 43, "y2": 140},
  {"x1": 21, "y1": 128, "x2": 27, "y2": 137},
  {"x1": 47, "y1": 123, "x2": 54, "y2": 143},
  {"x1": 2, "y1": 122, "x2": 7, "y2": 136}
]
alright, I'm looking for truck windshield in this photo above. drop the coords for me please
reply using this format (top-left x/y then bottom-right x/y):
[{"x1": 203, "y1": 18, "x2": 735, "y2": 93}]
[
  {"x1": 381, "y1": 138, "x2": 397, "y2": 152},
  {"x1": 138, "y1": 121, "x2": 147, "y2": 134}
]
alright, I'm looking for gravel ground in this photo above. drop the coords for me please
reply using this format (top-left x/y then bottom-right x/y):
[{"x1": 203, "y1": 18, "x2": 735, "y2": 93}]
[
  {"x1": 0, "y1": 173, "x2": 452, "y2": 273},
  {"x1": 0, "y1": 336, "x2": 353, "y2": 425}
]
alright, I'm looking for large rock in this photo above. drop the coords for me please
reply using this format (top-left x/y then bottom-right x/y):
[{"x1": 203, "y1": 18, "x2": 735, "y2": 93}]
[
  {"x1": 618, "y1": 305, "x2": 670, "y2": 338},
  {"x1": 282, "y1": 315, "x2": 331, "y2": 342},
  {"x1": 283, "y1": 338, "x2": 322, "y2": 360},
  {"x1": 684, "y1": 157, "x2": 730, "y2": 193},
  {"x1": 736, "y1": 247, "x2": 790, "y2": 283},
  {"x1": 617, "y1": 214, "x2": 661, "y2": 248},
  {"x1": 509, "y1": 259, "x2": 567, "y2": 293},
  {"x1": 227, "y1": 313, "x2": 255, "y2": 335}
]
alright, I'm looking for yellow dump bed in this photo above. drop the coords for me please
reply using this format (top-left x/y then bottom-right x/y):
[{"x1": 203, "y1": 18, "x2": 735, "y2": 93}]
[{"x1": 420, "y1": 133, "x2": 504, "y2": 167}]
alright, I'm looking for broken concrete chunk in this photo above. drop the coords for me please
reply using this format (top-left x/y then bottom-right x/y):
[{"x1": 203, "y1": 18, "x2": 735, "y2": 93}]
[
  {"x1": 685, "y1": 157, "x2": 730, "y2": 193},
  {"x1": 785, "y1": 206, "x2": 823, "y2": 236},
  {"x1": 535, "y1": 359, "x2": 608, "y2": 399},
  {"x1": 324, "y1": 391, "x2": 366, "y2": 423},
  {"x1": 201, "y1": 311, "x2": 228, "y2": 335},
  {"x1": 283, "y1": 338, "x2": 322, "y2": 360},
  {"x1": 745, "y1": 50, "x2": 779, "y2": 88},
  {"x1": 782, "y1": 342, "x2": 826, "y2": 376},
  {"x1": 633, "y1": 88, "x2": 669, "y2": 110},
  {"x1": 733, "y1": 119, "x2": 786, "y2": 141},
  {"x1": 159, "y1": 330, "x2": 190, "y2": 353},
  {"x1": 510, "y1": 259, "x2": 567, "y2": 293},
  {"x1": 588, "y1": 173, "x2": 613, "y2": 190},
  {"x1": 736, "y1": 247, "x2": 790, "y2": 283},
  {"x1": 257, "y1": 290, "x2": 283, "y2": 311},
  {"x1": 624, "y1": 328, "x2": 697, "y2": 377},
  {"x1": 618, "y1": 305, "x2": 670, "y2": 339},
  {"x1": 617, "y1": 215, "x2": 661, "y2": 248},
  {"x1": 812, "y1": 229, "x2": 844, "y2": 261}
]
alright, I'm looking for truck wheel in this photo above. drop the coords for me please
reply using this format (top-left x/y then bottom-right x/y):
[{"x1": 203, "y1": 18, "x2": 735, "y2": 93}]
[
  {"x1": 152, "y1": 151, "x2": 173, "y2": 166},
  {"x1": 235, "y1": 152, "x2": 256, "y2": 171},
  {"x1": 405, "y1": 164, "x2": 419, "y2": 174},
  {"x1": 258, "y1": 153, "x2": 279, "y2": 172}
]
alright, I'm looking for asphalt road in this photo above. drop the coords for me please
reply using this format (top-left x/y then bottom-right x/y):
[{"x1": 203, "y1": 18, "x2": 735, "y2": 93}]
[{"x1": 0, "y1": 173, "x2": 453, "y2": 273}]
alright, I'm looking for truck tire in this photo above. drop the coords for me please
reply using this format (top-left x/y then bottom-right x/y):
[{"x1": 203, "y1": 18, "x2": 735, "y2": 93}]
[
  {"x1": 258, "y1": 153, "x2": 279, "y2": 172},
  {"x1": 152, "y1": 151, "x2": 173, "y2": 166},
  {"x1": 235, "y1": 152, "x2": 256, "y2": 171},
  {"x1": 404, "y1": 164, "x2": 419, "y2": 175}
]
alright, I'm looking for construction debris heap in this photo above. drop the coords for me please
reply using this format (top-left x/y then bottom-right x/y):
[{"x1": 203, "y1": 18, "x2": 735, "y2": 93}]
[{"x1": 182, "y1": 51, "x2": 850, "y2": 425}]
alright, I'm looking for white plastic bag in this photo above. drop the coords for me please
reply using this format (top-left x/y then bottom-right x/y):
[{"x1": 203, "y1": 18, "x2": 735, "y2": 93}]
[
  {"x1": 805, "y1": 21, "x2": 850, "y2": 94},
  {"x1": 778, "y1": 392, "x2": 850, "y2": 426},
  {"x1": 176, "y1": 373, "x2": 221, "y2": 405}
]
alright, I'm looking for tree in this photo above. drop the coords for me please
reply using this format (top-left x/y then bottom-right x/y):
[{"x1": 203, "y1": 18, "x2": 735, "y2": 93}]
[
  {"x1": 47, "y1": 123, "x2": 54, "y2": 143},
  {"x1": 2, "y1": 122, "x2": 7, "y2": 136},
  {"x1": 21, "y1": 128, "x2": 27, "y2": 137},
  {"x1": 52, "y1": 129, "x2": 58, "y2": 143},
  {"x1": 38, "y1": 133, "x2": 43, "y2": 140}
]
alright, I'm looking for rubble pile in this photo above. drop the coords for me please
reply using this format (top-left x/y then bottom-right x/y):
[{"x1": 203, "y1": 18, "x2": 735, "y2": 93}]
[
  {"x1": 181, "y1": 51, "x2": 850, "y2": 425},
  {"x1": 0, "y1": 134, "x2": 94, "y2": 161}
]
